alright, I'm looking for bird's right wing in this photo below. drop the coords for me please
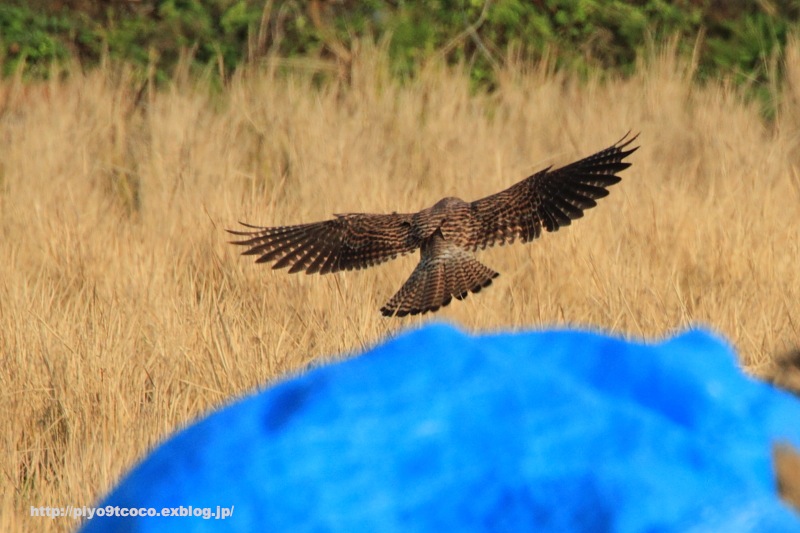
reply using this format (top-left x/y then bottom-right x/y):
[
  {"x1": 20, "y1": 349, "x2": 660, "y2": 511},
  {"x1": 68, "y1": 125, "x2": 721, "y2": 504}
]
[
  {"x1": 228, "y1": 213, "x2": 418, "y2": 274},
  {"x1": 468, "y1": 133, "x2": 638, "y2": 249}
]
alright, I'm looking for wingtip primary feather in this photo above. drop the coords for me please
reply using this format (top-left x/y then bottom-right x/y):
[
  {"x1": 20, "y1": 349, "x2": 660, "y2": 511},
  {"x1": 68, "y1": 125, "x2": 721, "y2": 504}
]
[
  {"x1": 614, "y1": 131, "x2": 640, "y2": 154},
  {"x1": 226, "y1": 221, "x2": 269, "y2": 241}
]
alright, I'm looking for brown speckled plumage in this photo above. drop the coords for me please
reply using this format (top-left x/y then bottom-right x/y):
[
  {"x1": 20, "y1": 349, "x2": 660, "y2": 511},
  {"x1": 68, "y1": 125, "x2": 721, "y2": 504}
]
[{"x1": 229, "y1": 133, "x2": 638, "y2": 316}]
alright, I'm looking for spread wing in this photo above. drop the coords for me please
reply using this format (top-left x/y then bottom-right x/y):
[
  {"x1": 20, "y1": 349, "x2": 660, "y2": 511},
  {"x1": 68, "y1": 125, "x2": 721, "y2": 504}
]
[
  {"x1": 468, "y1": 133, "x2": 638, "y2": 249},
  {"x1": 228, "y1": 213, "x2": 419, "y2": 274}
]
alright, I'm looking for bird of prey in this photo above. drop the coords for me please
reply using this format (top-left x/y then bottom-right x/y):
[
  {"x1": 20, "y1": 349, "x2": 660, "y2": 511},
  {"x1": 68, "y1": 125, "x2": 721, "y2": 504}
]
[{"x1": 229, "y1": 133, "x2": 638, "y2": 317}]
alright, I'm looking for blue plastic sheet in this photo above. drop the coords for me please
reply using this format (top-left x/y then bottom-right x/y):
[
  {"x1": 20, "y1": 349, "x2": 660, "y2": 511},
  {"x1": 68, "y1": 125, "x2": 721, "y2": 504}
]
[{"x1": 80, "y1": 324, "x2": 800, "y2": 532}]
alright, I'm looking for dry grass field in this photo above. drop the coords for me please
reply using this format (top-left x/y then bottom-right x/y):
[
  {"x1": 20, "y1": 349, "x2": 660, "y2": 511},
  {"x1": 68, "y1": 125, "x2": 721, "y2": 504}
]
[{"x1": 2, "y1": 41, "x2": 800, "y2": 531}]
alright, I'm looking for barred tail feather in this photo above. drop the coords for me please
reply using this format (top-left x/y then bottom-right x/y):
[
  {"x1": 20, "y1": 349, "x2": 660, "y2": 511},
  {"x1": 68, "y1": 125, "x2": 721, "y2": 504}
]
[{"x1": 381, "y1": 256, "x2": 498, "y2": 317}]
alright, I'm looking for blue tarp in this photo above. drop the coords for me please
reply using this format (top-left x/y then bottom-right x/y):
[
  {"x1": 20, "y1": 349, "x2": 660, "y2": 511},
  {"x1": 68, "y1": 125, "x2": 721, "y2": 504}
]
[{"x1": 80, "y1": 324, "x2": 800, "y2": 532}]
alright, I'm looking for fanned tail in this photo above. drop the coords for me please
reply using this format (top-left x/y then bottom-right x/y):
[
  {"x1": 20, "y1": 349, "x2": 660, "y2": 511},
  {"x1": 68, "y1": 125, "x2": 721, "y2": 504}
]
[{"x1": 381, "y1": 253, "x2": 498, "y2": 317}]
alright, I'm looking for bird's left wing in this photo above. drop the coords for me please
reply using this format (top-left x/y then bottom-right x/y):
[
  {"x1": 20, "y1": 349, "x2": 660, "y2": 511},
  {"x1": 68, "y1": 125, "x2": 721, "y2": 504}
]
[
  {"x1": 228, "y1": 213, "x2": 418, "y2": 274},
  {"x1": 467, "y1": 133, "x2": 638, "y2": 249}
]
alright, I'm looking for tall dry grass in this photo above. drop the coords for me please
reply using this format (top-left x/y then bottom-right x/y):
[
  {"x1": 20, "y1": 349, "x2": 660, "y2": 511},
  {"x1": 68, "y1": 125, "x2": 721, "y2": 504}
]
[{"x1": 2, "y1": 40, "x2": 800, "y2": 531}]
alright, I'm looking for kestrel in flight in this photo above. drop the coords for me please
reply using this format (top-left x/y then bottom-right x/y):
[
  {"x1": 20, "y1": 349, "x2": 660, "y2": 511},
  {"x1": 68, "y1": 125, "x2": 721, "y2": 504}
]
[{"x1": 229, "y1": 133, "x2": 638, "y2": 317}]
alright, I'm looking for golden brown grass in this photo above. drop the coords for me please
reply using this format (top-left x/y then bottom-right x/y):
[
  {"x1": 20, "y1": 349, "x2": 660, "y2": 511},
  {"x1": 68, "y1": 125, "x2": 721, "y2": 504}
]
[{"x1": 2, "y1": 41, "x2": 800, "y2": 531}]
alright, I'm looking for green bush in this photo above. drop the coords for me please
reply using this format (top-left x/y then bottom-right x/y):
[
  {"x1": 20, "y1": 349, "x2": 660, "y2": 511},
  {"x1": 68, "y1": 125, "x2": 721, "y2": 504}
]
[
  {"x1": 0, "y1": 5, "x2": 72, "y2": 77},
  {"x1": 1, "y1": 0, "x2": 799, "y2": 100}
]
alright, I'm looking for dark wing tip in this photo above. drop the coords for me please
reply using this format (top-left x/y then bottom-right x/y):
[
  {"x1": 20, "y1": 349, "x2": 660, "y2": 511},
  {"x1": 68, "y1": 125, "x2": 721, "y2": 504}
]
[
  {"x1": 614, "y1": 131, "x2": 640, "y2": 154},
  {"x1": 226, "y1": 221, "x2": 267, "y2": 241},
  {"x1": 228, "y1": 220, "x2": 265, "y2": 231}
]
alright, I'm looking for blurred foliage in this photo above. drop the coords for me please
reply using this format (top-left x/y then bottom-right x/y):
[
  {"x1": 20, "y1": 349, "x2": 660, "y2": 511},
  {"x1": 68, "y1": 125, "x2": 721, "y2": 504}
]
[
  {"x1": 0, "y1": 5, "x2": 72, "y2": 77},
  {"x1": 1, "y1": 0, "x2": 799, "y2": 94}
]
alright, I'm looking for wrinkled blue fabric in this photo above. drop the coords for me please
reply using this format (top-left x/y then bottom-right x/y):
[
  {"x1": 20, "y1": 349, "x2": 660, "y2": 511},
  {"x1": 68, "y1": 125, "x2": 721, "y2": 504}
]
[{"x1": 80, "y1": 324, "x2": 800, "y2": 532}]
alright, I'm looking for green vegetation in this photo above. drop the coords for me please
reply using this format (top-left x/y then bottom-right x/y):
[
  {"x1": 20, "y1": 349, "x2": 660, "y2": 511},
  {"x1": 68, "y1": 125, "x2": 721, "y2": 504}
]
[
  {"x1": 1, "y1": 0, "x2": 799, "y2": 91},
  {"x1": 0, "y1": 5, "x2": 72, "y2": 77}
]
